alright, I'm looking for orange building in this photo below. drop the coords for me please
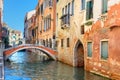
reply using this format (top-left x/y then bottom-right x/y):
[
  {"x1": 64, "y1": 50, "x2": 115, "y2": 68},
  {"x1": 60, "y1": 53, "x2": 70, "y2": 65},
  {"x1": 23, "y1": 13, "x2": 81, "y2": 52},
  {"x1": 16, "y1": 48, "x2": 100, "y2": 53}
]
[
  {"x1": 24, "y1": 10, "x2": 36, "y2": 44},
  {"x1": 28, "y1": 14, "x2": 36, "y2": 44},
  {"x1": 36, "y1": 0, "x2": 56, "y2": 49}
]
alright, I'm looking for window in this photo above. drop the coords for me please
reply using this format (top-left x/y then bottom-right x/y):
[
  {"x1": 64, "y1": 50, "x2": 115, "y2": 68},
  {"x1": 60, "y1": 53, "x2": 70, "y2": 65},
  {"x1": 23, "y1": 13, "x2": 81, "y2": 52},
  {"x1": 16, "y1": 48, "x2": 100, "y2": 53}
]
[
  {"x1": 46, "y1": 18, "x2": 48, "y2": 30},
  {"x1": 61, "y1": 14, "x2": 70, "y2": 26},
  {"x1": 44, "y1": 19, "x2": 46, "y2": 31},
  {"x1": 72, "y1": 0, "x2": 74, "y2": 15},
  {"x1": 48, "y1": 14, "x2": 51, "y2": 29},
  {"x1": 61, "y1": 1, "x2": 73, "y2": 26},
  {"x1": 56, "y1": 0, "x2": 59, "y2": 3},
  {"x1": 43, "y1": 0, "x2": 51, "y2": 9},
  {"x1": 102, "y1": 0, "x2": 108, "y2": 14},
  {"x1": 41, "y1": 4, "x2": 43, "y2": 14},
  {"x1": 47, "y1": 17, "x2": 50, "y2": 29},
  {"x1": 44, "y1": 15, "x2": 51, "y2": 31},
  {"x1": 56, "y1": 13, "x2": 58, "y2": 26},
  {"x1": 81, "y1": 0, "x2": 85, "y2": 10},
  {"x1": 32, "y1": 29, "x2": 34, "y2": 37},
  {"x1": 86, "y1": 0, "x2": 93, "y2": 20},
  {"x1": 101, "y1": 41, "x2": 108, "y2": 60},
  {"x1": 62, "y1": 8, "x2": 64, "y2": 15},
  {"x1": 68, "y1": 3, "x2": 70, "y2": 24},
  {"x1": 81, "y1": 25, "x2": 84, "y2": 34},
  {"x1": 55, "y1": 41, "x2": 58, "y2": 49},
  {"x1": 38, "y1": 7, "x2": 40, "y2": 15},
  {"x1": 68, "y1": 3, "x2": 70, "y2": 14},
  {"x1": 87, "y1": 42, "x2": 92, "y2": 57},
  {"x1": 65, "y1": 5, "x2": 68, "y2": 14},
  {"x1": 49, "y1": 0, "x2": 53, "y2": 6},
  {"x1": 67, "y1": 38, "x2": 70, "y2": 47},
  {"x1": 61, "y1": 39, "x2": 64, "y2": 47},
  {"x1": 40, "y1": 21, "x2": 42, "y2": 33}
]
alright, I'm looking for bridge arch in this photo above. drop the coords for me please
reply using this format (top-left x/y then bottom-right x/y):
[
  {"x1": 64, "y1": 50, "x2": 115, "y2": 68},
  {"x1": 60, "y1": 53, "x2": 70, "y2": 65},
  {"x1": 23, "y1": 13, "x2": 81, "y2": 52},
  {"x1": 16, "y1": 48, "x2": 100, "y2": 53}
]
[{"x1": 4, "y1": 45, "x2": 57, "y2": 60}]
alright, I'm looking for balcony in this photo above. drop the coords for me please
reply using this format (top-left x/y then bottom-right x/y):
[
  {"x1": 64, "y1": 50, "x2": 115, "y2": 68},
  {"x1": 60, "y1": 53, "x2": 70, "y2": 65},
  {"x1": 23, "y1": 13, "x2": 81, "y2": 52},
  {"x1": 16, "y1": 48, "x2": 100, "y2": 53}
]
[{"x1": 60, "y1": 14, "x2": 70, "y2": 29}]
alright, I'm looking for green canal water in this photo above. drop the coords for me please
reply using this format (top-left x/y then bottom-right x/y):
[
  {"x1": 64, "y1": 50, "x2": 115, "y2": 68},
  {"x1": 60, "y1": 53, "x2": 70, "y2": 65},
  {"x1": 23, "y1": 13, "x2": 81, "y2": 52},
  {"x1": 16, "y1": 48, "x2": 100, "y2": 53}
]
[{"x1": 5, "y1": 51, "x2": 110, "y2": 80}]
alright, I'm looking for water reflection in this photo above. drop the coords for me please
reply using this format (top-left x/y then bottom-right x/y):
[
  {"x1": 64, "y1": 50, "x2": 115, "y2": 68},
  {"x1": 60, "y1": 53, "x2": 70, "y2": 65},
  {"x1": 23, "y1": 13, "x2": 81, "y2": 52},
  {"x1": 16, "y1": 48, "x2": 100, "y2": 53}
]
[{"x1": 5, "y1": 51, "x2": 110, "y2": 80}]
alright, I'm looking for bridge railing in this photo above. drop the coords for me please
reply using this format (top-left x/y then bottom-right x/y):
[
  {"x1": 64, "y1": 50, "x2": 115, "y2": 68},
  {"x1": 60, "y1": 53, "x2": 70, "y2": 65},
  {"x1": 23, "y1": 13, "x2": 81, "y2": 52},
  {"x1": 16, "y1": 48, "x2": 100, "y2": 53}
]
[
  {"x1": 4, "y1": 44, "x2": 57, "y2": 52},
  {"x1": 4, "y1": 44, "x2": 30, "y2": 51},
  {"x1": 23, "y1": 44, "x2": 56, "y2": 51}
]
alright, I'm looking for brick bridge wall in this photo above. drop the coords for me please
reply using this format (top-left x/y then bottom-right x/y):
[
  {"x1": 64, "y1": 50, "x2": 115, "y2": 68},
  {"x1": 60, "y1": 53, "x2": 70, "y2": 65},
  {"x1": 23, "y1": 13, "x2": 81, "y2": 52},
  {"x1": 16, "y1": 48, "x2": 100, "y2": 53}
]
[{"x1": 4, "y1": 45, "x2": 58, "y2": 60}]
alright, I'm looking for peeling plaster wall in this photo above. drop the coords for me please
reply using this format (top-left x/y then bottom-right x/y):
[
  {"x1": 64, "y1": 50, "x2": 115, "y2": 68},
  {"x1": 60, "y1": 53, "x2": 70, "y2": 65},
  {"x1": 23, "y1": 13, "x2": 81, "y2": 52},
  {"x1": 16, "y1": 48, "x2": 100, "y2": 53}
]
[{"x1": 84, "y1": 2, "x2": 120, "y2": 79}]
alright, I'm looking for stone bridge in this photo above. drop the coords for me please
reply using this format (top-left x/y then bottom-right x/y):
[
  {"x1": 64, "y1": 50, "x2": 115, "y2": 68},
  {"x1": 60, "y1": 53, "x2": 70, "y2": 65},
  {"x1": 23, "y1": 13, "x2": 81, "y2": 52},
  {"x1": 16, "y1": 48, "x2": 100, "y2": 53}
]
[{"x1": 3, "y1": 44, "x2": 58, "y2": 60}]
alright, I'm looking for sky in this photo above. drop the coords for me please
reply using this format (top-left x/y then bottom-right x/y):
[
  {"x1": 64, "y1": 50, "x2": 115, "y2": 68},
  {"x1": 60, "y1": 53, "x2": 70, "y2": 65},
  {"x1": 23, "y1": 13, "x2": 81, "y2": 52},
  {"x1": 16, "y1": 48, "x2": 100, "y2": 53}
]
[{"x1": 3, "y1": 0, "x2": 38, "y2": 33}]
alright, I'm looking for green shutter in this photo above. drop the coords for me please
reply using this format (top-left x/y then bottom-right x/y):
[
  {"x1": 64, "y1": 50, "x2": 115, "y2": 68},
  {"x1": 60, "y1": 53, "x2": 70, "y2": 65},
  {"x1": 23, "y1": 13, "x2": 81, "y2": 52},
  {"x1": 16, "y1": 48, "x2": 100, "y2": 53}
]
[
  {"x1": 86, "y1": 1, "x2": 93, "y2": 20},
  {"x1": 102, "y1": 0, "x2": 108, "y2": 13},
  {"x1": 81, "y1": 0, "x2": 85, "y2": 10},
  {"x1": 86, "y1": 2, "x2": 89, "y2": 20}
]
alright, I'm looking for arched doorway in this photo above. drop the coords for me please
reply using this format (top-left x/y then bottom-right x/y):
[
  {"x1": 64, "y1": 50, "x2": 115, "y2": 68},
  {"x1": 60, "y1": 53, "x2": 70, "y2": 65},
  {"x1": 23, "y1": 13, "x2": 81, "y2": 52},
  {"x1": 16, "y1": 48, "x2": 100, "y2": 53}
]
[{"x1": 74, "y1": 40, "x2": 84, "y2": 67}]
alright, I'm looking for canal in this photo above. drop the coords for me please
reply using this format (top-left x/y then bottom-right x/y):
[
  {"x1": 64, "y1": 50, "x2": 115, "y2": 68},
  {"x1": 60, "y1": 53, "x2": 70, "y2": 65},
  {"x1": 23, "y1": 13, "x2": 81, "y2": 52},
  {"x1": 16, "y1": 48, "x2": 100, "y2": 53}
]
[{"x1": 5, "y1": 51, "x2": 110, "y2": 80}]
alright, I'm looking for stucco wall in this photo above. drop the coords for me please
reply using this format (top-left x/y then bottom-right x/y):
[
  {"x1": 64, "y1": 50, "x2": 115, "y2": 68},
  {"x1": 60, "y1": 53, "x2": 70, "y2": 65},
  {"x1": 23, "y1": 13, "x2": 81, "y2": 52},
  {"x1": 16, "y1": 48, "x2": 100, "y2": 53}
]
[
  {"x1": 56, "y1": 0, "x2": 85, "y2": 66},
  {"x1": 84, "y1": 2, "x2": 120, "y2": 79}
]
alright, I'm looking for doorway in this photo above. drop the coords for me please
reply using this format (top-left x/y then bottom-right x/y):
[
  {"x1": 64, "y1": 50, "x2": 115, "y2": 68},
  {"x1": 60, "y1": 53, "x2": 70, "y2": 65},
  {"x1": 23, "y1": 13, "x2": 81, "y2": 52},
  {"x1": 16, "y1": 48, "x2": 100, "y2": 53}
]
[{"x1": 74, "y1": 40, "x2": 84, "y2": 67}]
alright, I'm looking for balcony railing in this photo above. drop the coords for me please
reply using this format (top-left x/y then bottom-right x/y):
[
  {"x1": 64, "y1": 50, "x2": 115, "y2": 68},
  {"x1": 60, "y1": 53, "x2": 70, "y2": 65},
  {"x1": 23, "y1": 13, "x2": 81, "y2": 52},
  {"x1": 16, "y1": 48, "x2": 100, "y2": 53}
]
[{"x1": 60, "y1": 14, "x2": 70, "y2": 27}]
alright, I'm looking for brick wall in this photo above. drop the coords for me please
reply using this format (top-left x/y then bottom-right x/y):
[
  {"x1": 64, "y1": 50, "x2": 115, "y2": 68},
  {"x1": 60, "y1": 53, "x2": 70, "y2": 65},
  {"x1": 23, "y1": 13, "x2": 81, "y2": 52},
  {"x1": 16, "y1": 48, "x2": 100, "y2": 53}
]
[{"x1": 84, "y1": 3, "x2": 120, "y2": 79}]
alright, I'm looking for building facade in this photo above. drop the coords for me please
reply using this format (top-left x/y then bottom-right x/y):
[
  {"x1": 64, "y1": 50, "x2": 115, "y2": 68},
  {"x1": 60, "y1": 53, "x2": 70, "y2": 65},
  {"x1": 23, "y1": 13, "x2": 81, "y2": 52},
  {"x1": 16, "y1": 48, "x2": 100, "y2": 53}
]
[
  {"x1": 28, "y1": 13, "x2": 36, "y2": 44},
  {"x1": 84, "y1": 0, "x2": 120, "y2": 79},
  {"x1": 9, "y1": 30, "x2": 23, "y2": 46},
  {"x1": 24, "y1": 10, "x2": 36, "y2": 43},
  {"x1": 56, "y1": 0, "x2": 85, "y2": 67},
  {"x1": 2, "y1": 23, "x2": 23, "y2": 47},
  {"x1": 25, "y1": 0, "x2": 120, "y2": 79},
  {"x1": 36, "y1": 0, "x2": 56, "y2": 49}
]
